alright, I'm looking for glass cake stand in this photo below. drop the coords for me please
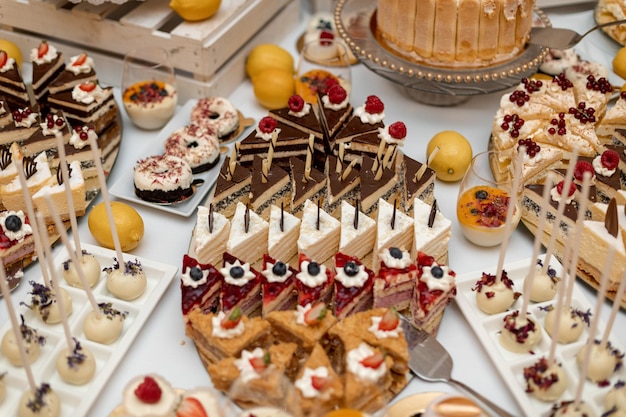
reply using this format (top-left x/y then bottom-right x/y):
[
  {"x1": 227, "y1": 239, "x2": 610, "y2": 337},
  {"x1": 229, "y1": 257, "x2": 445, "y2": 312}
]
[{"x1": 334, "y1": 0, "x2": 552, "y2": 106}]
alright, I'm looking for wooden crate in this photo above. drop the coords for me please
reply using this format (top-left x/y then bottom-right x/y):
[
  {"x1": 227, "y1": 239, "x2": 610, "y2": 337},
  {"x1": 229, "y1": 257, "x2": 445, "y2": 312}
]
[{"x1": 0, "y1": 0, "x2": 301, "y2": 101}]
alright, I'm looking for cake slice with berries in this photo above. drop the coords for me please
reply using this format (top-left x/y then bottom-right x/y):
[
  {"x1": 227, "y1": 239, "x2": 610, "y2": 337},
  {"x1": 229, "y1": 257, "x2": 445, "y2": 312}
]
[
  {"x1": 412, "y1": 198, "x2": 451, "y2": 265},
  {"x1": 492, "y1": 138, "x2": 564, "y2": 184},
  {"x1": 211, "y1": 155, "x2": 251, "y2": 219},
  {"x1": 0, "y1": 210, "x2": 36, "y2": 281},
  {"x1": 295, "y1": 343, "x2": 344, "y2": 416},
  {"x1": 571, "y1": 74, "x2": 614, "y2": 121},
  {"x1": 339, "y1": 200, "x2": 376, "y2": 262},
  {"x1": 324, "y1": 154, "x2": 360, "y2": 217},
  {"x1": 580, "y1": 150, "x2": 623, "y2": 204},
  {"x1": 316, "y1": 84, "x2": 352, "y2": 151},
  {"x1": 0, "y1": 105, "x2": 41, "y2": 146},
  {"x1": 539, "y1": 110, "x2": 600, "y2": 158},
  {"x1": 207, "y1": 342, "x2": 299, "y2": 396},
  {"x1": 410, "y1": 251, "x2": 457, "y2": 335},
  {"x1": 266, "y1": 301, "x2": 337, "y2": 356},
  {"x1": 297, "y1": 199, "x2": 340, "y2": 266},
  {"x1": 226, "y1": 201, "x2": 268, "y2": 267},
  {"x1": 269, "y1": 94, "x2": 324, "y2": 142},
  {"x1": 401, "y1": 152, "x2": 436, "y2": 211},
  {"x1": 267, "y1": 204, "x2": 300, "y2": 265},
  {"x1": 374, "y1": 198, "x2": 414, "y2": 271},
  {"x1": 374, "y1": 247, "x2": 417, "y2": 310},
  {"x1": 185, "y1": 306, "x2": 271, "y2": 366},
  {"x1": 0, "y1": 150, "x2": 53, "y2": 213},
  {"x1": 0, "y1": 51, "x2": 30, "y2": 109},
  {"x1": 180, "y1": 254, "x2": 223, "y2": 320},
  {"x1": 191, "y1": 205, "x2": 230, "y2": 268},
  {"x1": 333, "y1": 252, "x2": 375, "y2": 319},
  {"x1": 30, "y1": 41, "x2": 65, "y2": 102},
  {"x1": 295, "y1": 253, "x2": 335, "y2": 307},
  {"x1": 333, "y1": 95, "x2": 385, "y2": 146},
  {"x1": 48, "y1": 53, "x2": 97, "y2": 95},
  {"x1": 261, "y1": 254, "x2": 298, "y2": 315},
  {"x1": 20, "y1": 111, "x2": 72, "y2": 158},
  {"x1": 220, "y1": 252, "x2": 263, "y2": 316}
]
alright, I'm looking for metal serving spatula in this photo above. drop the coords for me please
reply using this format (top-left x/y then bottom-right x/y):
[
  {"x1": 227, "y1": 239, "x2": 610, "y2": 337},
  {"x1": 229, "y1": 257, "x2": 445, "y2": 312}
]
[
  {"x1": 399, "y1": 315, "x2": 518, "y2": 417},
  {"x1": 529, "y1": 19, "x2": 626, "y2": 50}
]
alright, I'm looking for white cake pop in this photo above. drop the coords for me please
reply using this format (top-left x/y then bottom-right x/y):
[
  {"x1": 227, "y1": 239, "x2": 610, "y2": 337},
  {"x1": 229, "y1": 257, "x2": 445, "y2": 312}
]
[
  {"x1": 549, "y1": 400, "x2": 595, "y2": 417},
  {"x1": 544, "y1": 306, "x2": 589, "y2": 344},
  {"x1": 23, "y1": 281, "x2": 72, "y2": 324},
  {"x1": 18, "y1": 383, "x2": 61, "y2": 417},
  {"x1": 523, "y1": 357, "x2": 568, "y2": 402},
  {"x1": 1, "y1": 316, "x2": 46, "y2": 366},
  {"x1": 105, "y1": 258, "x2": 147, "y2": 301},
  {"x1": 500, "y1": 310, "x2": 543, "y2": 354},
  {"x1": 605, "y1": 381, "x2": 626, "y2": 416},
  {"x1": 473, "y1": 270, "x2": 521, "y2": 314},
  {"x1": 83, "y1": 302, "x2": 127, "y2": 344},
  {"x1": 0, "y1": 371, "x2": 6, "y2": 404},
  {"x1": 62, "y1": 251, "x2": 101, "y2": 288},
  {"x1": 577, "y1": 340, "x2": 623, "y2": 383},
  {"x1": 56, "y1": 338, "x2": 96, "y2": 385},
  {"x1": 527, "y1": 260, "x2": 559, "y2": 303}
]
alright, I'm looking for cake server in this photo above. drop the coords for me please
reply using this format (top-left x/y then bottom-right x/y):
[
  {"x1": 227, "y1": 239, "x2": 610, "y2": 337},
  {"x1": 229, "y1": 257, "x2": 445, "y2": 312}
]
[
  {"x1": 529, "y1": 19, "x2": 626, "y2": 50},
  {"x1": 399, "y1": 315, "x2": 517, "y2": 417}
]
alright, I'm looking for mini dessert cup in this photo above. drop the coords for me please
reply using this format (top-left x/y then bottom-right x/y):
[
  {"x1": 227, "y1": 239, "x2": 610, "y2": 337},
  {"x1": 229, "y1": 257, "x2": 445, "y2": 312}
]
[
  {"x1": 456, "y1": 150, "x2": 522, "y2": 247},
  {"x1": 296, "y1": 38, "x2": 352, "y2": 104},
  {"x1": 122, "y1": 46, "x2": 177, "y2": 130}
]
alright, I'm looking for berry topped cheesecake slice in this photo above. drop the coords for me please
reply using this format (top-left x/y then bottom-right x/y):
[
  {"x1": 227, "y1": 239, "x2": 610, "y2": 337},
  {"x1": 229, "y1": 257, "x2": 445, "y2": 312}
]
[
  {"x1": 374, "y1": 247, "x2": 417, "y2": 310},
  {"x1": 220, "y1": 252, "x2": 262, "y2": 316},
  {"x1": 410, "y1": 251, "x2": 457, "y2": 335},
  {"x1": 295, "y1": 253, "x2": 334, "y2": 307},
  {"x1": 180, "y1": 254, "x2": 222, "y2": 320},
  {"x1": 261, "y1": 254, "x2": 297, "y2": 316},
  {"x1": 333, "y1": 252, "x2": 375, "y2": 319}
]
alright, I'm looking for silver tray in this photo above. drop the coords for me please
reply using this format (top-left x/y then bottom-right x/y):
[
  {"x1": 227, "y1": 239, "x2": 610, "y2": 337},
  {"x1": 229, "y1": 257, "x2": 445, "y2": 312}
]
[{"x1": 334, "y1": 0, "x2": 552, "y2": 105}]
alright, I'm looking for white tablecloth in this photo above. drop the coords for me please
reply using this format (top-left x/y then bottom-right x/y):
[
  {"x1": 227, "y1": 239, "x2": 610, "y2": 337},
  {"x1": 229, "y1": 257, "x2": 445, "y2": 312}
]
[{"x1": 1, "y1": 2, "x2": 624, "y2": 417}]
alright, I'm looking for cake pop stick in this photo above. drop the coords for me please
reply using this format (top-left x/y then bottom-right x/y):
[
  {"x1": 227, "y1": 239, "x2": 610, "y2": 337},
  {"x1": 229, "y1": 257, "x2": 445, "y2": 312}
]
[
  {"x1": 600, "y1": 267, "x2": 626, "y2": 348},
  {"x1": 87, "y1": 133, "x2": 124, "y2": 264},
  {"x1": 0, "y1": 265, "x2": 37, "y2": 391},
  {"x1": 494, "y1": 146, "x2": 524, "y2": 282},
  {"x1": 541, "y1": 149, "x2": 579, "y2": 275},
  {"x1": 54, "y1": 128, "x2": 82, "y2": 255},
  {"x1": 521, "y1": 172, "x2": 557, "y2": 317},
  {"x1": 41, "y1": 190, "x2": 101, "y2": 317},
  {"x1": 13, "y1": 152, "x2": 51, "y2": 287},
  {"x1": 548, "y1": 238, "x2": 573, "y2": 365}
]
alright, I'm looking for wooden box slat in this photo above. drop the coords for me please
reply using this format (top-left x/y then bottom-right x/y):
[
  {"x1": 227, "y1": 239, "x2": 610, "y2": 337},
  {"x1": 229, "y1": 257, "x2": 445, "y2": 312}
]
[{"x1": 118, "y1": 0, "x2": 173, "y2": 30}]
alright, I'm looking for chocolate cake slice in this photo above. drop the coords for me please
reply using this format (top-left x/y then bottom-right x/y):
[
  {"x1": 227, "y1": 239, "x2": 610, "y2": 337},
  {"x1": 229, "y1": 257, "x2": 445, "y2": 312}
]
[
  {"x1": 249, "y1": 155, "x2": 291, "y2": 220},
  {"x1": 289, "y1": 155, "x2": 327, "y2": 217},
  {"x1": 238, "y1": 118, "x2": 310, "y2": 166},
  {"x1": 30, "y1": 41, "x2": 65, "y2": 102},
  {"x1": 324, "y1": 154, "x2": 360, "y2": 217},
  {"x1": 360, "y1": 154, "x2": 401, "y2": 216},
  {"x1": 48, "y1": 53, "x2": 97, "y2": 95},
  {"x1": 401, "y1": 152, "x2": 436, "y2": 211},
  {"x1": 0, "y1": 54, "x2": 30, "y2": 109},
  {"x1": 212, "y1": 156, "x2": 251, "y2": 218}
]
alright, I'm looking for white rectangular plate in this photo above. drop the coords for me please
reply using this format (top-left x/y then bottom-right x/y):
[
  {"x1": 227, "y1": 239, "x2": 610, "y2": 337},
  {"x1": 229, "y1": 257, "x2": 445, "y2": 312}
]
[
  {"x1": 455, "y1": 256, "x2": 626, "y2": 417},
  {"x1": 0, "y1": 243, "x2": 178, "y2": 417},
  {"x1": 109, "y1": 99, "x2": 224, "y2": 217}
]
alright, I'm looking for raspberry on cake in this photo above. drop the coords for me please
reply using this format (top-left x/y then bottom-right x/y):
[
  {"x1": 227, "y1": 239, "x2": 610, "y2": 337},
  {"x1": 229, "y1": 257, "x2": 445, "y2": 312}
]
[
  {"x1": 190, "y1": 204, "x2": 230, "y2": 268},
  {"x1": 266, "y1": 301, "x2": 337, "y2": 356},
  {"x1": 269, "y1": 94, "x2": 324, "y2": 143},
  {"x1": 180, "y1": 254, "x2": 222, "y2": 320},
  {"x1": 185, "y1": 307, "x2": 271, "y2": 366},
  {"x1": 374, "y1": 247, "x2": 417, "y2": 311},
  {"x1": 334, "y1": 95, "x2": 385, "y2": 149},
  {"x1": 411, "y1": 252, "x2": 457, "y2": 335},
  {"x1": 296, "y1": 253, "x2": 335, "y2": 307},
  {"x1": 316, "y1": 84, "x2": 352, "y2": 152},
  {"x1": 333, "y1": 252, "x2": 375, "y2": 319},
  {"x1": 220, "y1": 252, "x2": 263, "y2": 316},
  {"x1": 261, "y1": 254, "x2": 298, "y2": 315},
  {"x1": 238, "y1": 116, "x2": 310, "y2": 166},
  {"x1": 294, "y1": 343, "x2": 344, "y2": 416}
]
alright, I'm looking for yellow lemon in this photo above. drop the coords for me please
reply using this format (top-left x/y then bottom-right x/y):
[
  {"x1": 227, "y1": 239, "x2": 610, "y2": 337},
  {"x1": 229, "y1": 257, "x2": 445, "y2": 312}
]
[
  {"x1": 0, "y1": 39, "x2": 23, "y2": 67},
  {"x1": 88, "y1": 201, "x2": 144, "y2": 251},
  {"x1": 426, "y1": 130, "x2": 473, "y2": 182},
  {"x1": 246, "y1": 44, "x2": 294, "y2": 79},
  {"x1": 613, "y1": 46, "x2": 626, "y2": 79},
  {"x1": 252, "y1": 68, "x2": 295, "y2": 109},
  {"x1": 169, "y1": 0, "x2": 221, "y2": 22}
]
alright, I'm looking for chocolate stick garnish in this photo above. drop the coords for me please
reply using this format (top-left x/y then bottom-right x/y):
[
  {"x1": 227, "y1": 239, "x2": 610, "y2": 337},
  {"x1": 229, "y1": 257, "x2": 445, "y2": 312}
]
[
  {"x1": 23, "y1": 156, "x2": 37, "y2": 180},
  {"x1": 428, "y1": 199, "x2": 437, "y2": 228},
  {"x1": 280, "y1": 201, "x2": 284, "y2": 232},
  {"x1": 354, "y1": 200, "x2": 360, "y2": 230},
  {"x1": 316, "y1": 199, "x2": 320, "y2": 231},
  {"x1": 391, "y1": 199, "x2": 397, "y2": 230},
  {"x1": 0, "y1": 147, "x2": 11, "y2": 171},
  {"x1": 244, "y1": 203, "x2": 250, "y2": 233},
  {"x1": 605, "y1": 198, "x2": 619, "y2": 238},
  {"x1": 208, "y1": 203, "x2": 214, "y2": 234}
]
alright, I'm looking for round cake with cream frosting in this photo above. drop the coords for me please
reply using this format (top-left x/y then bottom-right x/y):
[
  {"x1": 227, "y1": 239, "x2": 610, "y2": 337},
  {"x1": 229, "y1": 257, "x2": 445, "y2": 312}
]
[
  {"x1": 376, "y1": 0, "x2": 535, "y2": 68},
  {"x1": 133, "y1": 154, "x2": 194, "y2": 204}
]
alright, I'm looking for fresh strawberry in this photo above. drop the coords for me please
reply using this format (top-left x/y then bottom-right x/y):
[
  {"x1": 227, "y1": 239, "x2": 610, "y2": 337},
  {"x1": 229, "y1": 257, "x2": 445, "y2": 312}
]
[
  {"x1": 364, "y1": 95, "x2": 384, "y2": 114},
  {"x1": 220, "y1": 306, "x2": 242, "y2": 329},
  {"x1": 177, "y1": 397, "x2": 208, "y2": 417},
  {"x1": 378, "y1": 307, "x2": 399, "y2": 331},
  {"x1": 573, "y1": 160, "x2": 594, "y2": 181},
  {"x1": 288, "y1": 95, "x2": 305, "y2": 113},
  {"x1": 79, "y1": 81, "x2": 97, "y2": 92},
  {"x1": 556, "y1": 180, "x2": 576, "y2": 197},
  {"x1": 311, "y1": 375, "x2": 332, "y2": 391},
  {"x1": 249, "y1": 351, "x2": 270, "y2": 372},
  {"x1": 327, "y1": 84, "x2": 347, "y2": 104},
  {"x1": 303, "y1": 302, "x2": 327, "y2": 325},
  {"x1": 359, "y1": 351, "x2": 385, "y2": 369},
  {"x1": 388, "y1": 121, "x2": 406, "y2": 140},
  {"x1": 37, "y1": 41, "x2": 49, "y2": 59},
  {"x1": 601, "y1": 149, "x2": 620, "y2": 171},
  {"x1": 0, "y1": 51, "x2": 7, "y2": 68},
  {"x1": 72, "y1": 53, "x2": 87, "y2": 66},
  {"x1": 134, "y1": 376, "x2": 162, "y2": 404},
  {"x1": 258, "y1": 116, "x2": 278, "y2": 134}
]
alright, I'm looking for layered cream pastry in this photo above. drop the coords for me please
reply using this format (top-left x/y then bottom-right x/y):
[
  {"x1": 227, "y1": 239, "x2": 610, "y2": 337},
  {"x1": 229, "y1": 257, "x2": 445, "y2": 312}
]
[
  {"x1": 249, "y1": 155, "x2": 291, "y2": 220},
  {"x1": 220, "y1": 252, "x2": 263, "y2": 316},
  {"x1": 0, "y1": 51, "x2": 30, "y2": 109},
  {"x1": 289, "y1": 155, "x2": 326, "y2": 217},
  {"x1": 226, "y1": 201, "x2": 268, "y2": 267},
  {"x1": 360, "y1": 155, "x2": 401, "y2": 216},
  {"x1": 0, "y1": 105, "x2": 40, "y2": 146},
  {"x1": 48, "y1": 52, "x2": 97, "y2": 95},
  {"x1": 339, "y1": 200, "x2": 376, "y2": 262},
  {"x1": 20, "y1": 111, "x2": 71, "y2": 159},
  {"x1": 191, "y1": 205, "x2": 230, "y2": 268},
  {"x1": 30, "y1": 41, "x2": 65, "y2": 102},
  {"x1": 374, "y1": 247, "x2": 417, "y2": 310},
  {"x1": 401, "y1": 152, "x2": 435, "y2": 210},
  {"x1": 412, "y1": 198, "x2": 451, "y2": 265},
  {"x1": 0, "y1": 151, "x2": 53, "y2": 213},
  {"x1": 324, "y1": 154, "x2": 360, "y2": 217},
  {"x1": 212, "y1": 155, "x2": 251, "y2": 219},
  {"x1": 261, "y1": 254, "x2": 298, "y2": 314},
  {"x1": 33, "y1": 160, "x2": 86, "y2": 222},
  {"x1": 297, "y1": 199, "x2": 340, "y2": 266},
  {"x1": 267, "y1": 204, "x2": 300, "y2": 265}
]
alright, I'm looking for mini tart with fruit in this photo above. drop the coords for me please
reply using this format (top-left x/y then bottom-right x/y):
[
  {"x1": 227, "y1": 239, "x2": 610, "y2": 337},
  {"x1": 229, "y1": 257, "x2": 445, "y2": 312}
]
[
  {"x1": 472, "y1": 269, "x2": 521, "y2": 315},
  {"x1": 410, "y1": 252, "x2": 457, "y2": 335},
  {"x1": 333, "y1": 252, "x2": 375, "y2": 320}
]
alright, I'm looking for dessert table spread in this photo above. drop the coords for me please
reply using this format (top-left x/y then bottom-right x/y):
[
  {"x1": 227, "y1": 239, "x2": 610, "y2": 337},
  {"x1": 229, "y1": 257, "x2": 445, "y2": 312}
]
[{"x1": 1, "y1": 1, "x2": 625, "y2": 417}]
